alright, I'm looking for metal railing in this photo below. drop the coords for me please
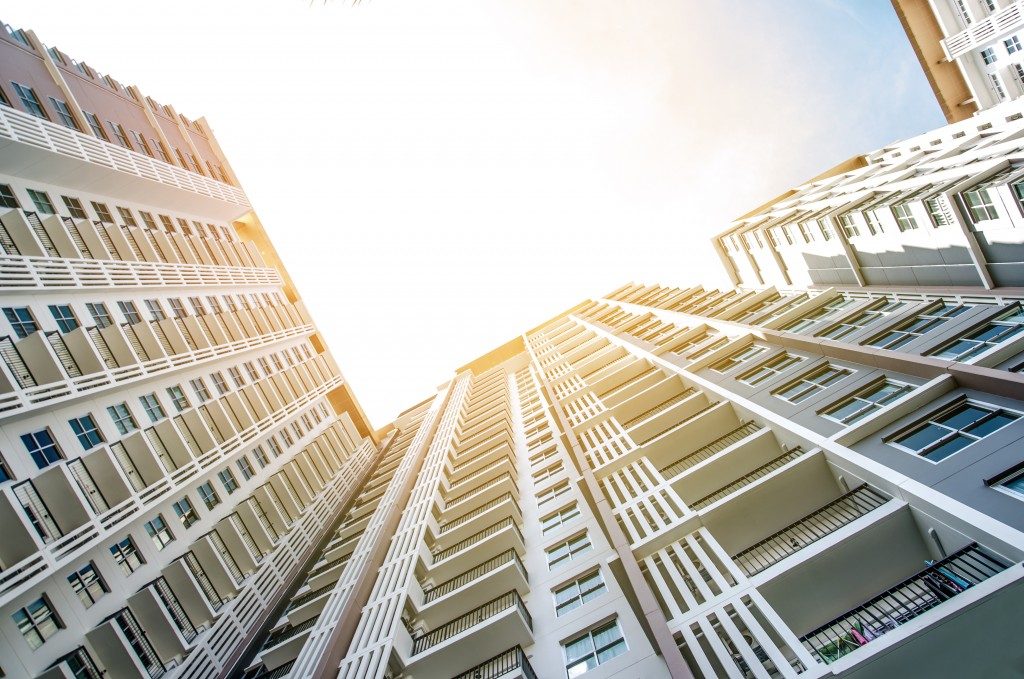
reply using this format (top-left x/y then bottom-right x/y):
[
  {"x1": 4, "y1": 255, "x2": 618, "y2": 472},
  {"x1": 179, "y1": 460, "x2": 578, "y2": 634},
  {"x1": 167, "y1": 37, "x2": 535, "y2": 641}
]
[
  {"x1": 263, "y1": 615, "x2": 319, "y2": 649},
  {"x1": 732, "y1": 484, "x2": 889, "y2": 576},
  {"x1": 288, "y1": 582, "x2": 335, "y2": 611},
  {"x1": 690, "y1": 446, "x2": 808, "y2": 511},
  {"x1": 182, "y1": 551, "x2": 223, "y2": 610},
  {"x1": 111, "y1": 608, "x2": 165, "y2": 678},
  {"x1": 423, "y1": 549, "x2": 526, "y2": 603},
  {"x1": 596, "y1": 366, "x2": 658, "y2": 399},
  {"x1": 452, "y1": 646, "x2": 538, "y2": 679},
  {"x1": 447, "y1": 455, "x2": 515, "y2": 495},
  {"x1": 632, "y1": 400, "x2": 721, "y2": 445},
  {"x1": 438, "y1": 492, "x2": 516, "y2": 534},
  {"x1": 54, "y1": 647, "x2": 103, "y2": 679},
  {"x1": 445, "y1": 470, "x2": 517, "y2": 509},
  {"x1": 620, "y1": 388, "x2": 698, "y2": 428},
  {"x1": 799, "y1": 543, "x2": 1010, "y2": 664},
  {"x1": 411, "y1": 590, "x2": 532, "y2": 655},
  {"x1": 659, "y1": 421, "x2": 762, "y2": 479},
  {"x1": 433, "y1": 517, "x2": 522, "y2": 562},
  {"x1": 153, "y1": 577, "x2": 197, "y2": 642}
]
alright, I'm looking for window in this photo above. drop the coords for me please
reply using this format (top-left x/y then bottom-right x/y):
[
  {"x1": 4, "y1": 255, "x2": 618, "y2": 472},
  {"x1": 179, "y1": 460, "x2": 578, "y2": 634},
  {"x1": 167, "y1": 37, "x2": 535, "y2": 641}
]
[
  {"x1": 117, "y1": 300, "x2": 141, "y2": 324},
  {"x1": 889, "y1": 400, "x2": 1020, "y2": 462},
  {"x1": 925, "y1": 197, "x2": 950, "y2": 227},
  {"x1": 167, "y1": 385, "x2": 189, "y2": 411},
  {"x1": 107, "y1": 402, "x2": 138, "y2": 435},
  {"x1": 139, "y1": 211, "x2": 157, "y2": 230},
  {"x1": 116, "y1": 206, "x2": 137, "y2": 227},
  {"x1": 989, "y1": 72, "x2": 1007, "y2": 100},
  {"x1": 738, "y1": 353, "x2": 802, "y2": 386},
  {"x1": 0, "y1": 183, "x2": 19, "y2": 208},
  {"x1": 838, "y1": 213, "x2": 859, "y2": 238},
  {"x1": 865, "y1": 302, "x2": 970, "y2": 350},
  {"x1": 197, "y1": 481, "x2": 221, "y2": 509},
  {"x1": 145, "y1": 299, "x2": 165, "y2": 321},
  {"x1": 83, "y1": 111, "x2": 108, "y2": 140},
  {"x1": 172, "y1": 496, "x2": 199, "y2": 528},
  {"x1": 168, "y1": 298, "x2": 186, "y2": 318},
  {"x1": 252, "y1": 446, "x2": 270, "y2": 468},
  {"x1": 0, "y1": 84, "x2": 8, "y2": 107},
  {"x1": 998, "y1": 468, "x2": 1024, "y2": 498},
  {"x1": 4, "y1": 306, "x2": 38, "y2": 338},
  {"x1": 139, "y1": 393, "x2": 166, "y2": 422},
  {"x1": 27, "y1": 189, "x2": 55, "y2": 214},
  {"x1": 818, "y1": 300, "x2": 903, "y2": 340},
  {"x1": 542, "y1": 503, "x2": 581, "y2": 535},
  {"x1": 86, "y1": 302, "x2": 112, "y2": 328},
  {"x1": 61, "y1": 195, "x2": 87, "y2": 219},
  {"x1": 818, "y1": 218, "x2": 833, "y2": 241},
  {"x1": 48, "y1": 304, "x2": 78, "y2": 332},
  {"x1": 710, "y1": 344, "x2": 766, "y2": 373},
  {"x1": 47, "y1": 97, "x2": 79, "y2": 129},
  {"x1": 891, "y1": 203, "x2": 918, "y2": 231},
  {"x1": 822, "y1": 380, "x2": 914, "y2": 425},
  {"x1": 91, "y1": 201, "x2": 113, "y2": 223},
  {"x1": 144, "y1": 515, "x2": 174, "y2": 549},
  {"x1": 67, "y1": 562, "x2": 107, "y2": 608},
  {"x1": 107, "y1": 121, "x2": 133, "y2": 149},
  {"x1": 774, "y1": 364, "x2": 852, "y2": 404},
  {"x1": 554, "y1": 569, "x2": 607, "y2": 616},
  {"x1": 228, "y1": 366, "x2": 245, "y2": 388},
  {"x1": 539, "y1": 480, "x2": 572, "y2": 506},
  {"x1": 211, "y1": 371, "x2": 229, "y2": 395},
  {"x1": 781, "y1": 298, "x2": 853, "y2": 334},
  {"x1": 863, "y1": 209, "x2": 884, "y2": 235},
  {"x1": 110, "y1": 536, "x2": 144, "y2": 575},
  {"x1": 1006, "y1": 36, "x2": 1022, "y2": 54},
  {"x1": 69, "y1": 414, "x2": 103, "y2": 450},
  {"x1": 21, "y1": 429, "x2": 62, "y2": 469},
  {"x1": 564, "y1": 619, "x2": 627, "y2": 677},
  {"x1": 190, "y1": 377, "x2": 211, "y2": 402},
  {"x1": 12, "y1": 596, "x2": 61, "y2": 650},
  {"x1": 244, "y1": 361, "x2": 260, "y2": 382},
  {"x1": 981, "y1": 47, "x2": 997, "y2": 65},
  {"x1": 237, "y1": 456, "x2": 255, "y2": 480},
  {"x1": 130, "y1": 131, "x2": 153, "y2": 157},
  {"x1": 267, "y1": 437, "x2": 283, "y2": 458},
  {"x1": 929, "y1": 307, "x2": 1024, "y2": 361},
  {"x1": 546, "y1": 532, "x2": 592, "y2": 569},
  {"x1": 11, "y1": 82, "x2": 47, "y2": 119},
  {"x1": 962, "y1": 186, "x2": 1000, "y2": 223},
  {"x1": 218, "y1": 468, "x2": 239, "y2": 494}
]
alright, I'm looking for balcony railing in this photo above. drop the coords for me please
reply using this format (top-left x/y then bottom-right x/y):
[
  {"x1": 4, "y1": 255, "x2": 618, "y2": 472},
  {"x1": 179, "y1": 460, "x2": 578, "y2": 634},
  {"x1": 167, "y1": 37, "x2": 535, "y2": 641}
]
[
  {"x1": 799, "y1": 544, "x2": 1011, "y2": 664},
  {"x1": 153, "y1": 577, "x2": 198, "y2": 642},
  {"x1": 632, "y1": 400, "x2": 720, "y2": 446},
  {"x1": 288, "y1": 582, "x2": 335, "y2": 611},
  {"x1": 597, "y1": 366, "x2": 658, "y2": 399},
  {"x1": 452, "y1": 646, "x2": 538, "y2": 679},
  {"x1": 659, "y1": 421, "x2": 762, "y2": 479},
  {"x1": 251, "y1": 660, "x2": 295, "y2": 679},
  {"x1": 438, "y1": 492, "x2": 516, "y2": 534},
  {"x1": 732, "y1": 485, "x2": 890, "y2": 576},
  {"x1": 111, "y1": 609, "x2": 165, "y2": 678},
  {"x1": 447, "y1": 455, "x2": 515, "y2": 495},
  {"x1": 263, "y1": 615, "x2": 319, "y2": 650},
  {"x1": 690, "y1": 446, "x2": 808, "y2": 511},
  {"x1": 620, "y1": 387, "x2": 699, "y2": 428},
  {"x1": 54, "y1": 646, "x2": 103, "y2": 679},
  {"x1": 423, "y1": 549, "x2": 526, "y2": 603},
  {"x1": 445, "y1": 471, "x2": 517, "y2": 509},
  {"x1": 411, "y1": 590, "x2": 532, "y2": 655},
  {"x1": 433, "y1": 517, "x2": 522, "y2": 562},
  {"x1": 182, "y1": 552, "x2": 224, "y2": 611}
]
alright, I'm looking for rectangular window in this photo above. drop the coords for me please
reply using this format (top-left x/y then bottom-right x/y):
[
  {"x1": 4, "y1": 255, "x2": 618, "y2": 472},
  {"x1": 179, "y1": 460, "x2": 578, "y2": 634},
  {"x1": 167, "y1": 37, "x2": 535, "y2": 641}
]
[
  {"x1": 86, "y1": 302, "x2": 112, "y2": 328},
  {"x1": 962, "y1": 187, "x2": 1000, "y2": 223},
  {"x1": 211, "y1": 372, "x2": 229, "y2": 395},
  {"x1": 981, "y1": 47, "x2": 997, "y2": 64},
  {"x1": 117, "y1": 300, "x2": 141, "y2": 324},
  {"x1": 891, "y1": 203, "x2": 918, "y2": 231},
  {"x1": 539, "y1": 480, "x2": 571, "y2": 506},
  {"x1": 61, "y1": 195, "x2": 87, "y2": 219},
  {"x1": 1007, "y1": 36, "x2": 1022, "y2": 53},
  {"x1": 838, "y1": 213, "x2": 859, "y2": 238},
  {"x1": 22, "y1": 429, "x2": 63, "y2": 469},
  {"x1": 564, "y1": 619, "x2": 627, "y2": 677},
  {"x1": 172, "y1": 496, "x2": 199, "y2": 528},
  {"x1": 67, "y1": 562, "x2": 107, "y2": 608},
  {"x1": 190, "y1": 377, "x2": 211, "y2": 402},
  {"x1": 83, "y1": 111, "x2": 108, "y2": 140},
  {"x1": 252, "y1": 446, "x2": 270, "y2": 468},
  {"x1": 69, "y1": 414, "x2": 104, "y2": 450},
  {"x1": 116, "y1": 206, "x2": 138, "y2": 227},
  {"x1": 110, "y1": 536, "x2": 144, "y2": 575},
  {"x1": 144, "y1": 514, "x2": 174, "y2": 549},
  {"x1": 47, "y1": 97, "x2": 79, "y2": 129},
  {"x1": 710, "y1": 344, "x2": 766, "y2": 373},
  {"x1": 5, "y1": 306, "x2": 38, "y2": 338},
  {"x1": 738, "y1": 353, "x2": 802, "y2": 386},
  {"x1": 107, "y1": 402, "x2": 138, "y2": 435},
  {"x1": 863, "y1": 209, "x2": 884, "y2": 235},
  {"x1": 865, "y1": 302, "x2": 970, "y2": 350},
  {"x1": 48, "y1": 304, "x2": 78, "y2": 332},
  {"x1": 167, "y1": 385, "x2": 190, "y2": 411},
  {"x1": 554, "y1": 569, "x2": 607, "y2": 616},
  {"x1": 218, "y1": 468, "x2": 239, "y2": 494},
  {"x1": 107, "y1": 121, "x2": 133, "y2": 149},
  {"x1": 197, "y1": 481, "x2": 221, "y2": 509},
  {"x1": 27, "y1": 189, "x2": 55, "y2": 214},
  {"x1": 542, "y1": 503, "x2": 581, "y2": 535},
  {"x1": 168, "y1": 298, "x2": 186, "y2": 318},
  {"x1": 11, "y1": 82, "x2": 47, "y2": 119},
  {"x1": 822, "y1": 379, "x2": 914, "y2": 425},
  {"x1": 237, "y1": 456, "x2": 255, "y2": 480},
  {"x1": 130, "y1": 131, "x2": 153, "y2": 157},
  {"x1": 139, "y1": 211, "x2": 157, "y2": 230},
  {"x1": 145, "y1": 299, "x2": 165, "y2": 321},
  {"x1": 889, "y1": 400, "x2": 1020, "y2": 462},
  {"x1": 928, "y1": 307, "x2": 1024, "y2": 362},
  {"x1": 12, "y1": 596, "x2": 61, "y2": 650},
  {"x1": 989, "y1": 72, "x2": 1007, "y2": 100},
  {"x1": 547, "y1": 532, "x2": 593, "y2": 569},
  {"x1": 228, "y1": 366, "x2": 245, "y2": 387},
  {"x1": 91, "y1": 201, "x2": 113, "y2": 223},
  {"x1": 925, "y1": 197, "x2": 950, "y2": 227},
  {"x1": 774, "y1": 364, "x2": 852, "y2": 404},
  {"x1": 0, "y1": 183, "x2": 20, "y2": 209},
  {"x1": 139, "y1": 393, "x2": 166, "y2": 422}
]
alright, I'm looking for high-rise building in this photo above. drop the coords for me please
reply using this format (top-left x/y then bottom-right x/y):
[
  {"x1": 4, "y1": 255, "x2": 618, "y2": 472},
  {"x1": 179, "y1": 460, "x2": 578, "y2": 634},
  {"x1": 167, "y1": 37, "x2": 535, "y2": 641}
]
[
  {"x1": 239, "y1": 76, "x2": 1024, "y2": 679},
  {"x1": 893, "y1": 0, "x2": 1024, "y2": 122},
  {"x1": 0, "y1": 20, "x2": 380, "y2": 679}
]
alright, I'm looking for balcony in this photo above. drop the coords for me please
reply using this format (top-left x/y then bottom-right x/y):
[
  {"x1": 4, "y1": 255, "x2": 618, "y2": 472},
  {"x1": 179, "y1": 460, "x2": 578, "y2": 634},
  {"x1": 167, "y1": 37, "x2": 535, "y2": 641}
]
[
  {"x1": 596, "y1": 365, "x2": 663, "y2": 404},
  {"x1": 660, "y1": 421, "x2": 764, "y2": 480},
  {"x1": 442, "y1": 470, "x2": 519, "y2": 517},
  {"x1": 128, "y1": 577, "x2": 198, "y2": 662},
  {"x1": 404, "y1": 591, "x2": 533, "y2": 679},
  {"x1": 451, "y1": 646, "x2": 538, "y2": 679},
  {"x1": 45, "y1": 647, "x2": 104, "y2": 679},
  {"x1": 435, "y1": 491, "x2": 521, "y2": 544},
  {"x1": 260, "y1": 616, "x2": 319, "y2": 671},
  {"x1": 687, "y1": 446, "x2": 809, "y2": 512},
  {"x1": 418, "y1": 548, "x2": 529, "y2": 627},
  {"x1": 430, "y1": 517, "x2": 525, "y2": 582},
  {"x1": 86, "y1": 608, "x2": 166, "y2": 678}
]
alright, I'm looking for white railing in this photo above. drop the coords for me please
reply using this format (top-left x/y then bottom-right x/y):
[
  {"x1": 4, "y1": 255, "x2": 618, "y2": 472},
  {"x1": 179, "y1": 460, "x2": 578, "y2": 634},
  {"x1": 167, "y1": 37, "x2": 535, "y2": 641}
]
[
  {"x1": 0, "y1": 105, "x2": 251, "y2": 209},
  {"x1": 943, "y1": 1, "x2": 1024, "y2": 60}
]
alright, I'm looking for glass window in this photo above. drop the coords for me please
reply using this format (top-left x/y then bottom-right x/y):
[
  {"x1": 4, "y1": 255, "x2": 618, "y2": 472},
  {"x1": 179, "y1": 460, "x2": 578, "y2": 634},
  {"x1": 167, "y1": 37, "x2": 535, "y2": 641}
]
[
  {"x1": 107, "y1": 402, "x2": 138, "y2": 435},
  {"x1": 110, "y1": 536, "x2": 144, "y2": 575},
  {"x1": 981, "y1": 47, "x2": 997, "y2": 64},
  {"x1": 69, "y1": 414, "x2": 104, "y2": 450},
  {"x1": 106, "y1": 121, "x2": 133, "y2": 149},
  {"x1": 989, "y1": 72, "x2": 1007, "y2": 100},
  {"x1": 61, "y1": 195, "x2": 87, "y2": 219},
  {"x1": 22, "y1": 429, "x2": 62, "y2": 469},
  {"x1": 67, "y1": 562, "x2": 106, "y2": 608},
  {"x1": 167, "y1": 385, "x2": 189, "y2": 411},
  {"x1": 863, "y1": 209, "x2": 884, "y2": 235},
  {"x1": 190, "y1": 377, "x2": 211, "y2": 402},
  {"x1": 144, "y1": 514, "x2": 174, "y2": 549},
  {"x1": 144, "y1": 299, "x2": 165, "y2": 321},
  {"x1": 12, "y1": 596, "x2": 61, "y2": 650},
  {"x1": 139, "y1": 393, "x2": 166, "y2": 423},
  {"x1": 168, "y1": 298, "x2": 186, "y2": 319},
  {"x1": 211, "y1": 372, "x2": 229, "y2": 395},
  {"x1": 774, "y1": 364, "x2": 852, "y2": 404},
  {"x1": 821, "y1": 380, "x2": 914, "y2": 425},
  {"x1": 865, "y1": 302, "x2": 970, "y2": 350},
  {"x1": 252, "y1": 446, "x2": 270, "y2": 468},
  {"x1": 962, "y1": 187, "x2": 1000, "y2": 222},
  {"x1": 925, "y1": 197, "x2": 950, "y2": 227},
  {"x1": 564, "y1": 619, "x2": 627, "y2": 677},
  {"x1": 11, "y1": 82, "x2": 47, "y2": 119},
  {"x1": 542, "y1": 503, "x2": 581, "y2": 535},
  {"x1": 117, "y1": 300, "x2": 141, "y2": 324},
  {"x1": 892, "y1": 203, "x2": 918, "y2": 231},
  {"x1": 4, "y1": 306, "x2": 38, "y2": 338},
  {"x1": 237, "y1": 456, "x2": 255, "y2": 480},
  {"x1": 928, "y1": 307, "x2": 1024, "y2": 362},
  {"x1": 547, "y1": 532, "x2": 592, "y2": 570},
  {"x1": 218, "y1": 468, "x2": 239, "y2": 494},
  {"x1": 172, "y1": 496, "x2": 199, "y2": 528},
  {"x1": 710, "y1": 344, "x2": 766, "y2": 373},
  {"x1": 1007, "y1": 36, "x2": 1022, "y2": 54},
  {"x1": 116, "y1": 206, "x2": 137, "y2": 227},
  {"x1": 0, "y1": 183, "x2": 20, "y2": 209},
  {"x1": 554, "y1": 569, "x2": 607, "y2": 616},
  {"x1": 86, "y1": 302, "x2": 112, "y2": 328},
  {"x1": 228, "y1": 366, "x2": 245, "y2": 388},
  {"x1": 197, "y1": 481, "x2": 221, "y2": 509},
  {"x1": 47, "y1": 97, "x2": 79, "y2": 129},
  {"x1": 890, "y1": 400, "x2": 1020, "y2": 462},
  {"x1": 26, "y1": 188, "x2": 55, "y2": 214},
  {"x1": 91, "y1": 201, "x2": 113, "y2": 223},
  {"x1": 83, "y1": 111, "x2": 108, "y2": 140},
  {"x1": 48, "y1": 304, "x2": 78, "y2": 332},
  {"x1": 738, "y1": 353, "x2": 802, "y2": 386}
]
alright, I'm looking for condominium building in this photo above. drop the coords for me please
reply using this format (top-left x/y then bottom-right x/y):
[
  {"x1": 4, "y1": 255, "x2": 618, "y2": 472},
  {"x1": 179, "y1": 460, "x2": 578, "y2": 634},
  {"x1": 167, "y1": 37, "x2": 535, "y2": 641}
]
[
  {"x1": 894, "y1": 0, "x2": 1024, "y2": 121},
  {"x1": 0, "y1": 20, "x2": 380, "y2": 679}
]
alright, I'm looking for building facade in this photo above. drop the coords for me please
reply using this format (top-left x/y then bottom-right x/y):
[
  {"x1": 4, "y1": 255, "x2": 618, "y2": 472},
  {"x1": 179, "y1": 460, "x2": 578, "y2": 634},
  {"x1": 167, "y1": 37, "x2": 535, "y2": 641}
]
[{"x1": 0, "y1": 20, "x2": 380, "y2": 679}]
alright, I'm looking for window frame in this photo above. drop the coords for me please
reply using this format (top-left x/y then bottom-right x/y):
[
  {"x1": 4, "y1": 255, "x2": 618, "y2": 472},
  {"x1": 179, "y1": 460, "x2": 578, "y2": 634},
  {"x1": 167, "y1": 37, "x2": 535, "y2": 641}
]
[{"x1": 886, "y1": 398, "x2": 1021, "y2": 463}]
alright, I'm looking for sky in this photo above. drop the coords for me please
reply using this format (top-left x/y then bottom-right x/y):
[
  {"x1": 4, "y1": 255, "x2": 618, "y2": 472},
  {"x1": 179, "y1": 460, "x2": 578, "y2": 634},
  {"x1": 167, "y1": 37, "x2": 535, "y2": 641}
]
[{"x1": 2, "y1": 0, "x2": 945, "y2": 427}]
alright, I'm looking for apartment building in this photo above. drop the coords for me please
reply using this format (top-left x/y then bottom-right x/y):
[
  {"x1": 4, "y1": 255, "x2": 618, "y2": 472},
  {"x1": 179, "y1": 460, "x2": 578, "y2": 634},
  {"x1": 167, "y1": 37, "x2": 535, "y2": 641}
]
[
  {"x1": 0, "y1": 20, "x2": 381, "y2": 679},
  {"x1": 894, "y1": 0, "x2": 1024, "y2": 121}
]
